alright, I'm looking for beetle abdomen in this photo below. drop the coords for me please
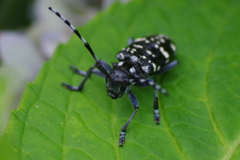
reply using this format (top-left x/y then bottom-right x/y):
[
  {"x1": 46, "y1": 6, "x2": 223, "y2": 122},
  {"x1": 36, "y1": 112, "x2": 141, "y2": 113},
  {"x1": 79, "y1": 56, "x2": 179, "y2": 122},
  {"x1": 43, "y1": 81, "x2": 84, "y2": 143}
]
[{"x1": 116, "y1": 34, "x2": 176, "y2": 77}]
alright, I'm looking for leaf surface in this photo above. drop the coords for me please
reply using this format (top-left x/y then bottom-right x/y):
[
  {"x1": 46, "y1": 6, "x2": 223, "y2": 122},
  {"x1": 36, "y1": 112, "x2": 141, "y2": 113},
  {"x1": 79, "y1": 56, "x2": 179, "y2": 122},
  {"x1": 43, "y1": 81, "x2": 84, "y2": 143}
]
[{"x1": 1, "y1": 0, "x2": 240, "y2": 159}]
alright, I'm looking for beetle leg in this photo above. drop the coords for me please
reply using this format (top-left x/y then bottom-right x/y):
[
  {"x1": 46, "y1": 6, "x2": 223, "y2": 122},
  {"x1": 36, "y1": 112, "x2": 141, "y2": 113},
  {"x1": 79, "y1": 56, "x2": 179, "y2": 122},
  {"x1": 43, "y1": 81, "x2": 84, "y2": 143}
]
[
  {"x1": 153, "y1": 87, "x2": 160, "y2": 124},
  {"x1": 62, "y1": 59, "x2": 112, "y2": 91},
  {"x1": 133, "y1": 79, "x2": 168, "y2": 95},
  {"x1": 70, "y1": 59, "x2": 112, "y2": 78},
  {"x1": 62, "y1": 63, "x2": 96, "y2": 91},
  {"x1": 133, "y1": 79, "x2": 167, "y2": 124},
  {"x1": 154, "y1": 60, "x2": 178, "y2": 75},
  {"x1": 119, "y1": 90, "x2": 139, "y2": 146},
  {"x1": 70, "y1": 65, "x2": 106, "y2": 78}
]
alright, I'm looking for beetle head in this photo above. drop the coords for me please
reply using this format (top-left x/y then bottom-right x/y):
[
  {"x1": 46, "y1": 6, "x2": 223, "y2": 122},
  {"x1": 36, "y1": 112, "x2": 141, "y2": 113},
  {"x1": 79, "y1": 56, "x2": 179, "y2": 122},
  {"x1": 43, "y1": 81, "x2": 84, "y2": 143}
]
[{"x1": 106, "y1": 68, "x2": 131, "y2": 99}]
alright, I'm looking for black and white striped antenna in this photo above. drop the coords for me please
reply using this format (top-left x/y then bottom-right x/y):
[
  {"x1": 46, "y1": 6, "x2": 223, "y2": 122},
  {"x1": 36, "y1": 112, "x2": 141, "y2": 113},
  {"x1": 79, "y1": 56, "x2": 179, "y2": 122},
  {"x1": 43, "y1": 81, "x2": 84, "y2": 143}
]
[{"x1": 48, "y1": 7, "x2": 98, "y2": 61}]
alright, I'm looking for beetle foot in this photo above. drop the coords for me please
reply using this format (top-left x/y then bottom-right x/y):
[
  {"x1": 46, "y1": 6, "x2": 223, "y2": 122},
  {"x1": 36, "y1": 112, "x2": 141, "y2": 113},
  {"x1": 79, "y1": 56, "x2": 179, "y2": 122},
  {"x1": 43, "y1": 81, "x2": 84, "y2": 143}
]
[
  {"x1": 62, "y1": 82, "x2": 80, "y2": 91},
  {"x1": 119, "y1": 131, "x2": 126, "y2": 146},
  {"x1": 154, "y1": 110, "x2": 160, "y2": 124}
]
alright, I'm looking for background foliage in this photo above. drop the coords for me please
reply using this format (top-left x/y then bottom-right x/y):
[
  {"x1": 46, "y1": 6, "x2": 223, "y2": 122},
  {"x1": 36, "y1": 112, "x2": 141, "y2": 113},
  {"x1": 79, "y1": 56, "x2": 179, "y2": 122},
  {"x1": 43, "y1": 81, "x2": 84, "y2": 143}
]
[
  {"x1": 0, "y1": 0, "x2": 32, "y2": 29},
  {"x1": 1, "y1": 0, "x2": 240, "y2": 159}
]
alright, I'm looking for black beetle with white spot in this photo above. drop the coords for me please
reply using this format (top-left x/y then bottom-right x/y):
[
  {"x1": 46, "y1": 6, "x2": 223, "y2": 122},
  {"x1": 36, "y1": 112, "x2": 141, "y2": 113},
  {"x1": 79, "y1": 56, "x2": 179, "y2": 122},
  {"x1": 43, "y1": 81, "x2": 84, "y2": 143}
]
[{"x1": 49, "y1": 7, "x2": 178, "y2": 146}]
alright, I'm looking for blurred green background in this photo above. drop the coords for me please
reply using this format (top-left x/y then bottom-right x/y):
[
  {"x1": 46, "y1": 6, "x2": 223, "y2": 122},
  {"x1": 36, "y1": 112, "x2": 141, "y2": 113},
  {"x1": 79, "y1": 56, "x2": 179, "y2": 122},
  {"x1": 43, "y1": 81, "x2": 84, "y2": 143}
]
[{"x1": 0, "y1": 0, "x2": 131, "y2": 137}]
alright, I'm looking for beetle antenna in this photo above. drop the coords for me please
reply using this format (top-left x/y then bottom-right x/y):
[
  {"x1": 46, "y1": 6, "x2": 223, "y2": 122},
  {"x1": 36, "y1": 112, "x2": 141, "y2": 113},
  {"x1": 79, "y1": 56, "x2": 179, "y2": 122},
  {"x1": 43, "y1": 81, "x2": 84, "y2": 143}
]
[{"x1": 48, "y1": 7, "x2": 98, "y2": 61}]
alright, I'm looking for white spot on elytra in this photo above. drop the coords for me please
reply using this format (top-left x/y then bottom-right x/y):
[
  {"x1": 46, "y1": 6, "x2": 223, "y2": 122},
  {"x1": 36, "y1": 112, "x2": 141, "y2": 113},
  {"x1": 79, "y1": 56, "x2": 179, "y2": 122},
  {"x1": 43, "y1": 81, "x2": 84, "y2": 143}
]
[
  {"x1": 160, "y1": 47, "x2": 169, "y2": 58},
  {"x1": 130, "y1": 48, "x2": 136, "y2": 54},
  {"x1": 152, "y1": 63, "x2": 157, "y2": 71},
  {"x1": 170, "y1": 43, "x2": 176, "y2": 52},
  {"x1": 133, "y1": 44, "x2": 143, "y2": 49},
  {"x1": 145, "y1": 40, "x2": 150, "y2": 43},
  {"x1": 130, "y1": 67, "x2": 136, "y2": 74},
  {"x1": 141, "y1": 56, "x2": 147, "y2": 59},
  {"x1": 160, "y1": 38, "x2": 165, "y2": 43},
  {"x1": 146, "y1": 50, "x2": 152, "y2": 55},
  {"x1": 134, "y1": 37, "x2": 147, "y2": 42},
  {"x1": 118, "y1": 62, "x2": 124, "y2": 66},
  {"x1": 117, "y1": 53, "x2": 124, "y2": 59},
  {"x1": 130, "y1": 56, "x2": 138, "y2": 61}
]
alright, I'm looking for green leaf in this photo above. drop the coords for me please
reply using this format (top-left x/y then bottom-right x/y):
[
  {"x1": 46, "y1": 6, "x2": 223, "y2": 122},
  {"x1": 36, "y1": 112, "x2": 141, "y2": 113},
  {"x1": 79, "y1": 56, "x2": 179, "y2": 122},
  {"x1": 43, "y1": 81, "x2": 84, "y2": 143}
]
[{"x1": 1, "y1": 0, "x2": 240, "y2": 159}]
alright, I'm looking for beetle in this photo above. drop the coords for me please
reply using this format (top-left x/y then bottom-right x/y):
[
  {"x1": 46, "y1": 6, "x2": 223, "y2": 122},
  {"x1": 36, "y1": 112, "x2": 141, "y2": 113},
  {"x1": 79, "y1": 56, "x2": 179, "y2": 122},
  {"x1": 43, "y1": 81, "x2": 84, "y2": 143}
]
[{"x1": 49, "y1": 7, "x2": 178, "y2": 146}]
